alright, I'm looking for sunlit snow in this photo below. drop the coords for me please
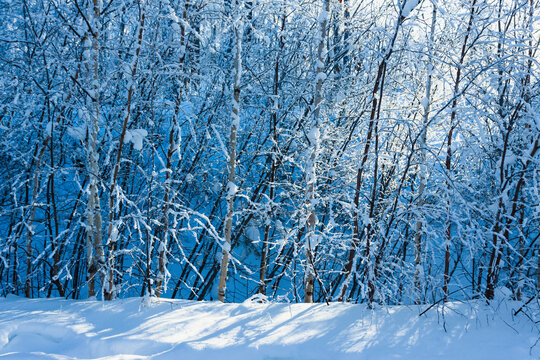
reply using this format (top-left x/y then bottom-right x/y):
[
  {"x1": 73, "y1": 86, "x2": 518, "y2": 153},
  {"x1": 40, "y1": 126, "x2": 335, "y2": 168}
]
[{"x1": 0, "y1": 296, "x2": 537, "y2": 360}]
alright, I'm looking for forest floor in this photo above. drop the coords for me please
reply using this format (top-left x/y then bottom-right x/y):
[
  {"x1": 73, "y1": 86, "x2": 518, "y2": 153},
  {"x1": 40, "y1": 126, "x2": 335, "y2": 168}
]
[{"x1": 0, "y1": 294, "x2": 538, "y2": 359}]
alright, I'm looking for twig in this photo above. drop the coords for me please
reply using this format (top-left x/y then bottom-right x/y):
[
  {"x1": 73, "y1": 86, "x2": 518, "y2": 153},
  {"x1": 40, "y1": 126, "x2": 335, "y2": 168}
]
[
  {"x1": 419, "y1": 286, "x2": 472, "y2": 317},
  {"x1": 514, "y1": 295, "x2": 537, "y2": 316}
]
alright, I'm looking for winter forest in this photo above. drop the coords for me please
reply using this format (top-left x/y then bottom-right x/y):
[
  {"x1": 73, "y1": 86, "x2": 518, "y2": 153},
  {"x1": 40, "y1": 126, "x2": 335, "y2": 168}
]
[{"x1": 0, "y1": 0, "x2": 539, "y2": 307}]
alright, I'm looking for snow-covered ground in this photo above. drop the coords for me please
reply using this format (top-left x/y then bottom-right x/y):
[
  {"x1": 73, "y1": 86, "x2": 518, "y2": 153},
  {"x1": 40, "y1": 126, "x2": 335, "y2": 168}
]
[{"x1": 0, "y1": 295, "x2": 538, "y2": 359}]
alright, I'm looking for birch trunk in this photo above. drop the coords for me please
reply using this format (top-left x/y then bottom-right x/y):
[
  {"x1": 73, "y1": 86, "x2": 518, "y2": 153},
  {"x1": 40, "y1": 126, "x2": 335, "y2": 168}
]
[
  {"x1": 303, "y1": 0, "x2": 329, "y2": 304},
  {"x1": 85, "y1": 0, "x2": 104, "y2": 298},
  {"x1": 259, "y1": 13, "x2": 285, "y2": 296},
  {"x1": 218, "y1": 7, "x2": 242, "y2": 302},
  {"x1": 25, "y1": 141, "x2": 49, "y2": 298}
]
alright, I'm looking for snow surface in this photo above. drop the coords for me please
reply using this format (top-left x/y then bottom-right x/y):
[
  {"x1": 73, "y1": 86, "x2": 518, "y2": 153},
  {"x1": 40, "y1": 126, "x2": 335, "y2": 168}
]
[{"x1": 0, "y1": 296, "x2": 538, "y2": 359}]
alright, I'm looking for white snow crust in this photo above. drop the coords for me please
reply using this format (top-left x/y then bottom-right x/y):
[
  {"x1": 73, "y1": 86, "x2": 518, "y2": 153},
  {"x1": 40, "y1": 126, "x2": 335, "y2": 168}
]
[
  {"x1": 124, "y1": 129, "x2": 148, "y2": 151},
  {"x1": 0, "y1": 296, "x2": 538, "y2": 359}
]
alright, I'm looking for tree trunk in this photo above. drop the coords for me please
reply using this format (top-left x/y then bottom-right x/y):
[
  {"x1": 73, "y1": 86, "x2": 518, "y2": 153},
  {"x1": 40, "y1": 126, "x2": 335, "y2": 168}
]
[
  {"x1": 413, "y1": 4, "x2": 436, "y2": 305},
  {"x1": 443, "y1": 0, "x2": 477, "y2": 301},
  {"x1": 339, "y1": 7, "x2": 405, "y2": 302},
  {"x1": 304, "y1": 0, "x2": 329, "y2": 303},
  {"x1": 259, "y1": 11, "x2": 286, "y2": 297},
  {"x1": 156, "y1": 0, "x2": 188, "y2": 298},
  {"x1": 85, "y1": 0, "x2": 104, "y2": 299},
  {"x1": 104, "y1": 2, "x2": 147, "y2": 301},
  {"x1": 218, "y1": 8, "x2": 242, "y2": 302},
  {"x1": 25, "y1": 140, "x2": 49, "y2": 298}
]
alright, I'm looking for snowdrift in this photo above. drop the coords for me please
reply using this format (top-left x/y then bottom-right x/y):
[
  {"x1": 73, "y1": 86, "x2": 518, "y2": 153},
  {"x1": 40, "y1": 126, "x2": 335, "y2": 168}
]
[{"x1": 0, "y1": 296, "x2": 538, "y2": 359}]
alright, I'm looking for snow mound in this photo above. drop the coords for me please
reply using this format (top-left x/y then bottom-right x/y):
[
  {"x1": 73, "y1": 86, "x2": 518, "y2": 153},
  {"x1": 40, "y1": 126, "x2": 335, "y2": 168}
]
[{"x1": 0, "y1": 296, "x2": 538, "y2": 359}]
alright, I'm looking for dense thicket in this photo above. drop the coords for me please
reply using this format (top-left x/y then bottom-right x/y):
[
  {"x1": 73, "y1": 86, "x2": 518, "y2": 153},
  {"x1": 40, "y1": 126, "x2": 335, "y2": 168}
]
[{"x1": 0, "y1": 0, "x2": 538, "y2": 304}]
